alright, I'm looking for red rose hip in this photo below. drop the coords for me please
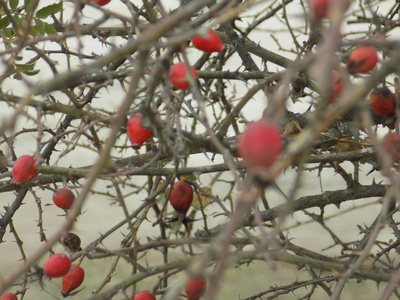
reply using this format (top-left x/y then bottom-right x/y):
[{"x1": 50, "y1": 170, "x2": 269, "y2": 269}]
[
  {"x1": 12, "y1": 155, "x2": 38, "y2": 184},
  {"x1": 185, "y1": 277, "x2": 206, "y2": 300},
  {"x1": 61, "y1": 265, "x2": 85, "y2": 296},
  {"x1": 309, "y1": 0, "x2": 350, "y2": 21},
  {"x1": 383, "y1": 133, "x2": 400, "y2": 163},
  {"x1": 238, "y1": 119, "x2": 283, "y2": 170},
  {"x1": 42, "y1": 253, "x2": 71, "y2": 278},
  {"x1": 346, "y1": 46, "x2": 378, "y2": 74},
  {"x1": 169, "y1": 62, "x2": 199, "y2": 90},
  {"x1": 328, "y1": 70, "x2": 344, "y2": 103},
  {"x1": 169, "y1": 180, "x2": 193, "y2": 216},
  {"x1": 370, "y1": 87, "x2": 396, "y2": 117},
  {"x1": 53, "y1": 188, "x2": 75, "y2": 209},
  {"x1": 127, "y1": 114, "x2": 154, "y2": 149},
  {"x1": 88, "y1": 0, "x2": 111, "y2": 6},
  {"x1": 192, "y1": 30, "x2": 224, "y2": 53},
  {"x1": 134, "y1": 290, "x2": 156, "y2": 300},
  {"x1": 309, "y1": 0, "x2": 332, "y2": 20},
  {"x1": 1, "y1": 293, "x2": 17, "y2": 300}
]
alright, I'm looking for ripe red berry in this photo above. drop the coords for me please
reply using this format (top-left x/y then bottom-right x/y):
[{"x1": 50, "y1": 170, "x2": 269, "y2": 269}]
[
  {"x1": 192, "y1": 30, "x2": 224, "y2": 53},
  {"x1": 169, "y1": 62, "x2": 199, "y2": 90},
  {"x1": 133, "y1": 290, "x2": 156, "y2": 300},
  {"x1": 127, "y1": 114, "x2": 154, "y2": 149},
  {"x1": 1, "y1": 293, "x2": 17, "y2": 300},
  {"x1": 370, "y1": 87, "x2": 396, "y2": 117},
  {"x1": 328, "y1": 70, "x2": 344, "y2": 103},
  {"x1": 61, "y1": 265, "x2": 85, "y2": 296},
  {"x1": 185, "y1": 278, "x2": 206, "y2": 300},
  {"x1": 309, "y1": 0, "x2": 350, "y2": 21},
  {"x1": 53, "y1": 188, "x2": 75, "y2": 209},
  {"x1": 169, "y1": 180, "x2": 193, "y2": 216},
  {"x1": 88, "y1": 0, "x2": 111, "y2": 6},
  {"x1": 42, "y1": 253, "x2": 71, "y2": 278},
  {"x1": 383, "y1": 133, "x2": 400, "y2": 163},
  {"x1": 238, "y1": 119, "x2": 283, "y2": 171},
  {"x1": 309, "y1": 0, "x2": 332, "y2": 20},
  {"x1": 346, "y1": 46, "x2": 378, "y2": 74},
  {"x1": 12, "y1": 155, "x2": 38, "y2": 184}
]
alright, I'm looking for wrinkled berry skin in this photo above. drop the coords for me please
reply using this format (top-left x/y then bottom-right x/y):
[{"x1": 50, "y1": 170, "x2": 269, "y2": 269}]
[
  {"x1": 346, "y1": 46, "x2": 378, "y2": 74},
  {"x1": 169, "y1": 63, "x2": 199, "y2": 90},
  {"x1": 185, "y1": 277, "x2": 206, "y2": 300},
  {"x1": 169, "y1": 180, "x2": 193, "y2": 216},
  {"x1": 192, "y1": 30, "x2": 224, "y2": 53},
  {"x1": 133, "y1": 290, "x2": 156, "y2": 300},
  {"x1": 12, "y1": 155, "x2": 38, "y2": 184},
  {"x1": 127, "y1": 114, "x2": 154, "y2": 149},
  {"x1": 370, "y1": 87, "x2": 396, "y2": 117},
  {"x1": 53, "y1": 188, "x2": 76, "y2": 209},
  {"x1": 42, "y1": 253, "x2": 71, "y2": 278},
  {"x1": 238, "y1": 119, "x2": 283, "y2": 171},
  {"x1": 61, "y1": 265, "x2": 85, "y2": 297}
]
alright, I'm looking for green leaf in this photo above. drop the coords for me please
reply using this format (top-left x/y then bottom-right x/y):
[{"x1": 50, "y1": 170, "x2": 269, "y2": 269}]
[
  {"x1": 0, "y1": 16, "x2": 11, "y2": 29},
  {"x1": 15, "y1": 63, "x2": 40, "y2": 76},
  {"x1": 22, "y1": 69, "x2": 40, "y2": 76},
  {"x1": 15, "y1": 62, "x2": 35, "y2": 71},
  {"x1": 35, "y1": 18, "x2": 45, "y2": 34},
  {"x1": 28, "y1": 26, "x2": 40, "y2": 35},
  {"x1": 36, "y1": 2, "x2": 62, "y2": 19},
  {"x1": 4, "y1": 28, "x2": 13, "y2": 37},
  {"x1": 44, "y1": 23, "x2": 57, "y2": 34},
  {"x1": 10, "y1": 0, "x2": 19, "y2": 10},
  {"x1": 181, "y1": 174, "x2": 197, "y2": 182},
  {"x1": 24, "y1": 0, "x2": 32, "y2": 12}
]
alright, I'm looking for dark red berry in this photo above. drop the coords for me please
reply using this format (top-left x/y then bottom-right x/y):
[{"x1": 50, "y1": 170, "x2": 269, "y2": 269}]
[
  {"x1": 1, "y1": 293, "x2": 17, "y2": 300},
  {"x1": 53, "y1": 188, "x2": 75, "y2": 209},
  {"x1": 346, "y1": 46, "x2": 378, "y2": 74},
  {"x1": 328, "y1": 70, "x2": 344, "y2": 103},
  {"x1": 169, "y1": 180, "x2": 193, "y2": 216},
  {"x1": 383, "y1": 133, "x2": 400, "y2": 163},
  {"x1": 309, "y1": 0, "x2": 350, "y2": 21},
  {"x1": 185, "y1": 277, "x2": 206, "y2": 300},
  {"x1": 88, "y1": 0, "x2": 111, "y2": 6},
  {"x1": 133, "y1": 290, "x2": 156, "y2": 300},
  {"x1": 61, "y1": 265, "x2": 85, "y2": 296},
  {"x1": 370, "y1": 87, "x2": 396, "y2": 117}
]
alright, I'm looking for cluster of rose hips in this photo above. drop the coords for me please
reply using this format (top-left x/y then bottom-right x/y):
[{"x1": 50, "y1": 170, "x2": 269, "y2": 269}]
[
  {"x1": 310, "y1": 0, "x2": 393, "y2": 116},
  {"x1": 12, "y1": 154, "x2": 77, "y2": 208},
  {"x1": 169, "y1": 30, "x2": 224, "y2": 90},
  {"x1": 9, "y1": 160, "x2": 205, "y2": 297},
  {"x1": 125, "y1": 29, "x2": 224, "y2": 151},
  {"x1": 123, "y1": 30, "x2": 217, "y2": 298},
  {"x1": 308, "y1": 0, "x2": 400, "y2": 166},
  {"x1": 41, "y1": 253, "x2": 85, "y2": 297},
  {"x1": 8, "y1": 2, "x2": 396, "y2": 299},
  {"x1": 10, "y1": 157, "x2": 82, "y2": 297}
]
